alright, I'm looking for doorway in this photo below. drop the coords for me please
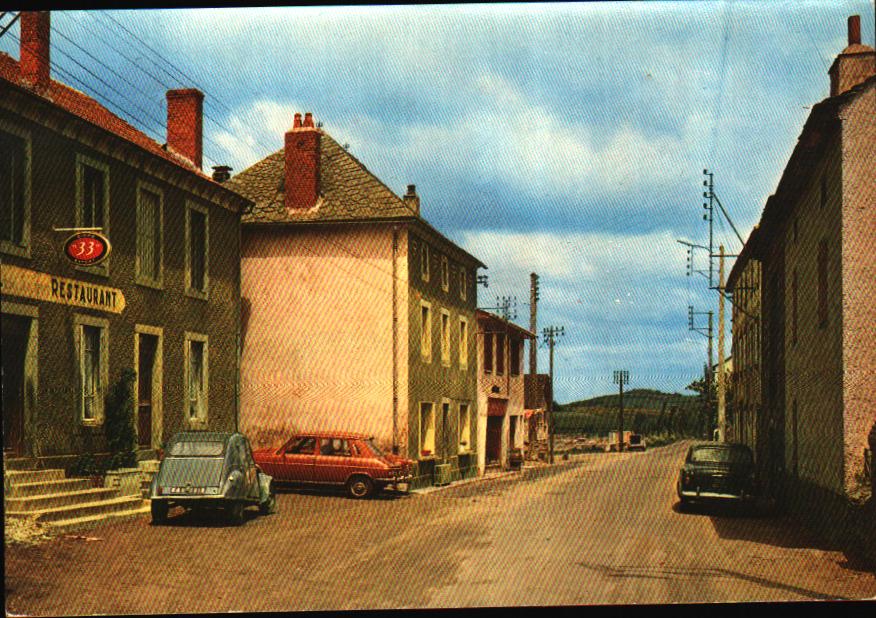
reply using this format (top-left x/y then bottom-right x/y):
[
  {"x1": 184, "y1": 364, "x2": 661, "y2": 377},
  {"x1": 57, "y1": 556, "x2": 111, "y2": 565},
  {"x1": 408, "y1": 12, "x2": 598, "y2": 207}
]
[
  {"x1": 2, "y1": 314, "x2": 31, "y2": 456},
  {"x1": 135, "y1": 330, "x2": 161, "y2": 449}
]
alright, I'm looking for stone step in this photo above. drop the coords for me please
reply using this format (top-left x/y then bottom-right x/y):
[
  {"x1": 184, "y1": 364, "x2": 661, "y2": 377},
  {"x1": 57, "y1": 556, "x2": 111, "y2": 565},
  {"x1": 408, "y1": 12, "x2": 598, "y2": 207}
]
[
  {"x1": 5, "y1": 478, "x2": 92, "y2": 498},
  {"x1": 46, "y1": 504, "x2": 152, "y2": 536},
  {"x1": 4, "y1": 468, "x2": 65, "y2": 486},
  {"x1": 2, "y1": 456, "x2": 39, "y2": 471},
  {"x1": 6, "y1": 495, "x2": 145, "y2": 523},
  {"x1": 6, "y1": 487, "x2": 120, "y2": 512},
  {"x1": 138, "y1": 459, "x2": 161, "y2": 473}
]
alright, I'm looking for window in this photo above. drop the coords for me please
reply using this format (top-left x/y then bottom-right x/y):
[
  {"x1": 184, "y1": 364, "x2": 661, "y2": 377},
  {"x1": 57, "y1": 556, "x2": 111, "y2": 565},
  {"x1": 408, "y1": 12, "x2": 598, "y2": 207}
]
[
  {"x1": 460, "y1": 268, "x2": 467, "y2": 301},
  {"x1": 510, "y1": 337, "x2": 521, "y2": 376},
  {"x1": 185, "y1": 201, "x2": 209, "y2": 298},
  {"x1": 458, "y1": 403, "x2": 471, "y2": 453},
  {"x1": 459, "y1": 317, "x2": 469, "y2": 368},
  {"x1": 74, "y1": 315, "x2": 108, "y2": 425},
  {"x1": 483, "y1": 331, "x2": 493, "y2": 373},
  {"x1": 0, "y1": 123, "x2": 31, "y2": 257},
  {"x1": 286, "y1": 437, "x2": 316, "y2": 454},
  {"x1": 419, "y1": 402, "x2": 435, "y2": 456},
  {"x1": 440, "y1": 309, "x2": 451, "y2": 366},
  {"x1": 185, "y1": 333, "x2": 208, "y2": 426},
  {"x1": 420, "y1": 301, "x2": 432, "y2": 361},
  {"x1": 136, "y1": 182, "x2": 163, "y2": 287},
  {"x1": 420, "y1": 242, "x2": 430, "y2": 282},
  {"x1": 441, "y1": 255, "x2": 449, "y2": 291},
  {"x1": 75, "y1": 154, "x2": 110, "y2": 274},
  {"x1": 791, "y1": 270, "x2": 798, "y2": 346},
  {"x1": 320, "y1": 438, "x2": 352, "y2": 457},
  {"x1": 496, "y1": 332, "x2": 506, "y2": 375},
  {"x1": 817, "y1": 239, "x2": 828, "y2": 329}
]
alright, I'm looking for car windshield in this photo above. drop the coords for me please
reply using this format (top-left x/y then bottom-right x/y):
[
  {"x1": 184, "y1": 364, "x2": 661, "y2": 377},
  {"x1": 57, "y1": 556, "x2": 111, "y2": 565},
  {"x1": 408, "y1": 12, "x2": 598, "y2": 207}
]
[
  {"x1": 168, "y1": 441, "x2": 225, "y2": 457},
  {"x1": 690, "y1": 446, "x2": 752, "y2": 465},
  {"x1": 366, "y1": 439, "x2": 384, "y2": 458}
]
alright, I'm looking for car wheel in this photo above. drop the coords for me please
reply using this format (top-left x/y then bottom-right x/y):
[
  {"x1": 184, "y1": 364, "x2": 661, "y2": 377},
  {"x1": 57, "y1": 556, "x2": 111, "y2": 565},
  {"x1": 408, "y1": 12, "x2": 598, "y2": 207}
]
[
  {"x1": 259, "y1": 492, "x2": 277, "y2": 515},
  {"x1": 228, "y1": 501, "x2": 245, "y2": 526},
  {"x1": 151, "y1": 500, "x2": 169, "y2": 524},
  {"x1": 346, "y1": 475, "x2": 374, "y2": 499},
  {"x1": 678, "y1": 496, "x2": 690, "y2": 512}
]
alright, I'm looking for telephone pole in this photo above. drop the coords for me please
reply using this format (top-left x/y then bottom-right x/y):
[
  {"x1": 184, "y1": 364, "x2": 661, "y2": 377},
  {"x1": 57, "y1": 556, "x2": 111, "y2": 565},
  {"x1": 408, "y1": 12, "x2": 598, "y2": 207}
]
[
  {"x1": 717, "y1": 245, "x2": 726, "y2": 442},
  {"x1": 613, "y1": 370, "x2": 629, "y2": 452},
  {"x1": 529, "y1": 273, "x2": 539, "y2": 375},
  {"x1": 543, "y1": 325, "x2": 564, "y2": 464}
]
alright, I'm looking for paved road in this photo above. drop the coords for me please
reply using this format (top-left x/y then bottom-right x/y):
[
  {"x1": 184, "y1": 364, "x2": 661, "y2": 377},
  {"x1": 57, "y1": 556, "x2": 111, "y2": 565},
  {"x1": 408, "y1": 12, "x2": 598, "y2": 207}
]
[{"x1": 5, "y1": 441, "x2": 875, "y2": 614}]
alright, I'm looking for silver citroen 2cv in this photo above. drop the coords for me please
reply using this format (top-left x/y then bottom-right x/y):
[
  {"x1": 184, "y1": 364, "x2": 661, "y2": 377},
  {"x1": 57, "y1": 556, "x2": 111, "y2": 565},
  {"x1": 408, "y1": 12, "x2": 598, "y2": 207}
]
[{"x1": 149, "y1": 431, "x2": 277, "y2": 525}]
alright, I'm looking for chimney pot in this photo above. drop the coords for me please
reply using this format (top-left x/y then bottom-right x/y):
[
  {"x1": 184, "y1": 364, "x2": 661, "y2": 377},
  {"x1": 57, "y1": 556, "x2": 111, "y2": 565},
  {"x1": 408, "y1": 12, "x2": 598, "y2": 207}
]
[
  {"x1": 293, "y1": 113, "x2": 302, "y2": 129},
  {"x1": 303, "y1": 112, "x2": 314, "y2": 128},
  {"x1": 403, "y1": 183, "x2": 420, "y2": 216},
  {"x1": 848, "y1": 15, "x2": 861, "y2": 46},
  {"x1": 20, "y1": 11, "x2": 51, "y2": 94},
  {"x1": 166, "y1": 88, "x2": 204, "y2": 170},
  {"x1": 212, "y1": 165, "x2": 232, "y2": 183}
]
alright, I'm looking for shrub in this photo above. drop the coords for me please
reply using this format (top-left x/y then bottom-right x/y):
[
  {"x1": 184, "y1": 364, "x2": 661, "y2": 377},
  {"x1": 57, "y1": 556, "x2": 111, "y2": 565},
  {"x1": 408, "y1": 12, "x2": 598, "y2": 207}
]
[{"x1": 104, "y1": 368, "x2": 138, "y2": 470}]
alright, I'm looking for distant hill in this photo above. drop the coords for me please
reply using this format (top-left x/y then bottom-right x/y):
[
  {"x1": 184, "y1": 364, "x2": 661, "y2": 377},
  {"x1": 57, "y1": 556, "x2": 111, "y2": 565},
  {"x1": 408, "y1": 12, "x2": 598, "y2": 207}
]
[
  {"x1": 554, "y1": 389, "x2": 704, "y2": 436},
  {"x1": 559, "y1": 389, "x2": 699, "y2": 413}
]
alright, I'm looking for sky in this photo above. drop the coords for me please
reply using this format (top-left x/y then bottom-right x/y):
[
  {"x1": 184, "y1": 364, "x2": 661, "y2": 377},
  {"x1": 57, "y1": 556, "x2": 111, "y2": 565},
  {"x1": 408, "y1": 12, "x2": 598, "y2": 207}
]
[{"x1": 2, "y1": 2, "x2": 873, "y2": 402}]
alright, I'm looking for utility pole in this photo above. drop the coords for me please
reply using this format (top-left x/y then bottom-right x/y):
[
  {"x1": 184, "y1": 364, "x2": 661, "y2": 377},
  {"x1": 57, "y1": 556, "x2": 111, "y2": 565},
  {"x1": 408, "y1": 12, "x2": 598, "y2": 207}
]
[
  {"x1": 543, "y1": 325, "x2": 564, "y2": 464},
  {"x1": 613, "y1": 370, "x2": 629, "y2": 451},
  {"x1": 717, "y1": 245, "x2": 726, "y2": 442},
  {"x1": 687, "y1": 303, "x2": 714, "y2": 438},
  {"x1": 529, "y1": 273, "x2": 539, "y2": 375}
]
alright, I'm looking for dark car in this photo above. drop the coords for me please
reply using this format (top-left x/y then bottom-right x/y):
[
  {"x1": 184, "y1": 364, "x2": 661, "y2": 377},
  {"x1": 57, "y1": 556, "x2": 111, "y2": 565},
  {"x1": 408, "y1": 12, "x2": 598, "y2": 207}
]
[
  {"x1": 677, "y1": 443, "x2": 756, "y2": 507},
  {"x1": 253, "y1": 432, "x2": 414, "y2": 499},
  {"x1": 150, "y1": 431, "x2": 277, "y2": 525}
]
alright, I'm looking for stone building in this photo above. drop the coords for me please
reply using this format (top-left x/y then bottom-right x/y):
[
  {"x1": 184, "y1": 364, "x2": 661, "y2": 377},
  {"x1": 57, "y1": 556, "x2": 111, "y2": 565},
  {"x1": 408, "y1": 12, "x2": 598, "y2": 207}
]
[
  {"x1": 746, "y1": 16, "x2": 875, "y2": 508},
  {"x1": 0, "y1": 12, "x2": 250, "y2": 466},
  {"x1": 725, "y1": 226, "x2": 763, "y2": 477},
  {"x1": 226, "y1": 112, "x2": 484, "y2": 488},
  {"x1": 475, "y1": 310, "x2": 534, "y2": 473}
]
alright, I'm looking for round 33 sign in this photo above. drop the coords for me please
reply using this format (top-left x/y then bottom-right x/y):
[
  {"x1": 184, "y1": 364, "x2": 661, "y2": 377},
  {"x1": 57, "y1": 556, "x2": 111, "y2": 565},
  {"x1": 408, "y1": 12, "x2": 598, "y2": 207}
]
[{"x1": 64, "y1": 232, "x2": 111, "y2": 266}]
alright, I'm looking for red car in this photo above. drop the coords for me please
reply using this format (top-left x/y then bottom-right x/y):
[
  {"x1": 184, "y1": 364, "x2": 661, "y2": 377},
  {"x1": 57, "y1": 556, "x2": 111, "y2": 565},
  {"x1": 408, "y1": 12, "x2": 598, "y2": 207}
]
[{"x1": 252, "y1": 432, "x2": 414, "y2": 498}]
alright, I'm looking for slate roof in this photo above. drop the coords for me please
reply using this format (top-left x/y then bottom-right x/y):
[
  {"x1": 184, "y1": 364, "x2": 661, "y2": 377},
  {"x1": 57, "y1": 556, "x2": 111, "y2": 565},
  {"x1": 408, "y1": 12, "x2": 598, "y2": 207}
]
[
  {"x1": 227, "y1": 132, "x2": 417, "y2": 224},
  {"x1": 0, "y1": 52, "x2": 212, "y2": 181}
]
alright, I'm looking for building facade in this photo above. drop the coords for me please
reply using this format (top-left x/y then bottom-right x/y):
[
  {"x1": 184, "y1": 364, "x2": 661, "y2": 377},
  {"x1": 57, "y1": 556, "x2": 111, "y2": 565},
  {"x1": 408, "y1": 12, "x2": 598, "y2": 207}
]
[
  {"x1": 725, "y1": 226, "x2": 763, "y2": 477},
  {"x1": 1, "y1": 12, "x2": 249, "y2": 466},
  {"x1": 744, "y1": 16, "x2": 875, "y2": 507},
  {"x1": 228, "y1": 113, "x2": 484, "y2": 488},
  {"x1": 475, "y1": 310, "x2": 533, "y2": 473}
]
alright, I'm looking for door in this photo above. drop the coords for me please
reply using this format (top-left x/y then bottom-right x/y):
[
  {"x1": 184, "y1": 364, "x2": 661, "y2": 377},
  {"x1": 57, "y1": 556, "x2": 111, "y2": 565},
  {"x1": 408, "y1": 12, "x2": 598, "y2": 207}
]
[
  {"x1": 314, "y1": 438, "x2": 354, "y2": 484},
  {"x1": 486, "y1": 417, "x2": 503, "y2": 464},
  {"x1": 137, "y1": 334, "x2": 158, "y2": 448},
  {"x1": 278, "y1": 436, "x2": 317, "y2": 482},
  {"x1": 2, "y1": 315, "x2": 30, "y2": 456}
]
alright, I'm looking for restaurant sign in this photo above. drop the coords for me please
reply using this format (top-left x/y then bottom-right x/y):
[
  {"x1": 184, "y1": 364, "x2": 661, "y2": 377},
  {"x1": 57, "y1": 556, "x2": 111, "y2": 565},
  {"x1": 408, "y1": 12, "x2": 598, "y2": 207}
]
[
  {"x1": 0, "y1": 264, "x2": 126, "y2": 314},
  {"x1": 64, "y1": 231, "x2": 111, "y2": 266}
]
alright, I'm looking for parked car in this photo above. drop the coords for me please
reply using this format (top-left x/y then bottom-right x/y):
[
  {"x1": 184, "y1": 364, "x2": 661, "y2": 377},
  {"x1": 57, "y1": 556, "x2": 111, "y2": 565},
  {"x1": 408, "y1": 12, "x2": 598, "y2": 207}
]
[
  {"x1": 149, "y1": 431, "x2": 277, "y2": 525},
  {"x1": 628, "y1": 433, "x2": 646, "y2": 451},
  {"x1": 677, "y1": 443, "x2": 756, "y2": 508},
  {"x1": 253, "y1": 432, "x2": 414, "y2": 499}
]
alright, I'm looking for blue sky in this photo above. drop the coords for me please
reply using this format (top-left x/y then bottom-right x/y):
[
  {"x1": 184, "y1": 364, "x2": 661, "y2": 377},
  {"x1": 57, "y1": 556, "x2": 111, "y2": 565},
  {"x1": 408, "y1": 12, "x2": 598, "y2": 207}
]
[{"x1": 3, "y1": 2, "x2": 873, "y2": 401}]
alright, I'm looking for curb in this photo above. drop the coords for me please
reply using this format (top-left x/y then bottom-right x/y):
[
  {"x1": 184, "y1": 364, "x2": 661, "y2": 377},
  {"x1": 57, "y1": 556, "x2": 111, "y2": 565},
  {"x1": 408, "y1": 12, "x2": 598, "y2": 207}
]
[{"x1": 410, "y1": 460, "x2": 582, "y2": 495}]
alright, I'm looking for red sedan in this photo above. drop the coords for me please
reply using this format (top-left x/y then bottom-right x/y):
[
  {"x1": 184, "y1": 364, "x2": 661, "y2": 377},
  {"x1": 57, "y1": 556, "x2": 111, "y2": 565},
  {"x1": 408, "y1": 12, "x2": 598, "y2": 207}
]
[{"x1": 252, "y1": 432, "x2": 414, "y2": 498}]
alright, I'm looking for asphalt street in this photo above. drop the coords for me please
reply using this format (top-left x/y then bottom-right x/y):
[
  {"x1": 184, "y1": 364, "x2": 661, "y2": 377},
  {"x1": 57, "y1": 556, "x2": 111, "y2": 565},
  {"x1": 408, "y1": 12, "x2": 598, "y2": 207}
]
[{"x1": 4, "y1": 441, "x2": 875, "y2": 614}]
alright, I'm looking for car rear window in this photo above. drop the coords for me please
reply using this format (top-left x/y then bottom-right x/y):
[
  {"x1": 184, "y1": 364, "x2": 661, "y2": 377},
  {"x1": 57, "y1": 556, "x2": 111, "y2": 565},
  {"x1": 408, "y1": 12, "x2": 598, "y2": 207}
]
[
  {"x1": 168, "y1": 441, "x2": 225, "y2": 457},
  {"x1": 690, "y1": 446, "x2": 752, "y2": 464}
]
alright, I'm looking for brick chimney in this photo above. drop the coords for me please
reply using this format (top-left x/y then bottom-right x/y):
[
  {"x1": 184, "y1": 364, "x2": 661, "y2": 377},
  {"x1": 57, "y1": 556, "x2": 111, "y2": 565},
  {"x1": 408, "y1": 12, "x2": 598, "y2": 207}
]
[
  {"x1": 284, "y1": 112, "x2": 321, "y2": 210},
  {"x1": 166, "y1": 89, "x2": 204, "y2": 170},
  {"x1": 828, "y1": 15, "x2": 876, "y2": 97},
  {"x1": 20, "y1": 11, "x2": 51, "y2": 94},
  {"x1": 403, "y1": 184, "x2": 420, "y2": 216}
]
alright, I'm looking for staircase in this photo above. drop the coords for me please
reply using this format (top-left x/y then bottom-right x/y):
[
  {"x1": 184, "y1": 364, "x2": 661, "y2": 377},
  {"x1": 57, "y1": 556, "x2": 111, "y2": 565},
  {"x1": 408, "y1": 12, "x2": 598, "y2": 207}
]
[
  {"x1": 138, "y1": 459, "x2": 160, "y2": 498},
  {"x1": 5, "y1": 464, "x2": 150, "y2": 536}
]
